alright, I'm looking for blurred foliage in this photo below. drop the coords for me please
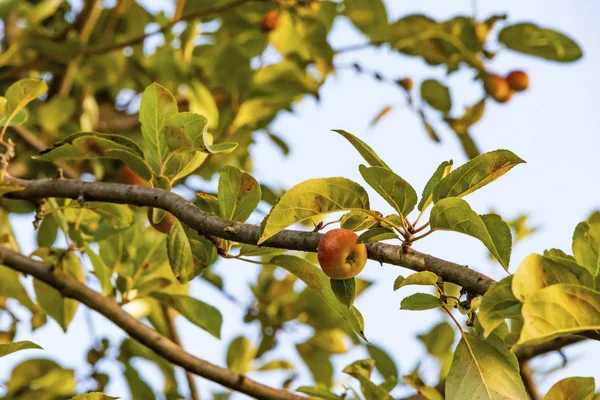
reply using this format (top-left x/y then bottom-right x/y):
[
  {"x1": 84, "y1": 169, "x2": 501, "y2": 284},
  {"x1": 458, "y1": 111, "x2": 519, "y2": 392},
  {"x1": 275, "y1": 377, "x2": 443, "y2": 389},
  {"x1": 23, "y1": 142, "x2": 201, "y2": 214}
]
[{"x1": 0, "y1": 1, "x2": 593, "y2": 400}]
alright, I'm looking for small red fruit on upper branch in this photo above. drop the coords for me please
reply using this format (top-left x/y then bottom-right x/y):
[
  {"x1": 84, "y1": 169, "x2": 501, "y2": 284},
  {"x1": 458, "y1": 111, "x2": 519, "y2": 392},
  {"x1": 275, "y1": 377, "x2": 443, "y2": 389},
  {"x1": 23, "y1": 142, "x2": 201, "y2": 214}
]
[
  {"x1": 261, "y1": 10, "x2": 280, "y2": 33},
  {"x1": 317, "y1": 228, "x2": 367, "y2": 280},
  {"x1": 506, "y1": 70, "x2": 530, "y2": 92}
]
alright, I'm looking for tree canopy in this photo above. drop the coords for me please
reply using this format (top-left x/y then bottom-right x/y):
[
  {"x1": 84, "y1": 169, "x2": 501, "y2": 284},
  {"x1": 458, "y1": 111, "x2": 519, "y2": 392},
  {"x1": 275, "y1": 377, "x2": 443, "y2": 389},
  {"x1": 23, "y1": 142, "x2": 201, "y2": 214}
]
[{"x1": 0, "y1": 1, "x2": 597, "y2": 400}]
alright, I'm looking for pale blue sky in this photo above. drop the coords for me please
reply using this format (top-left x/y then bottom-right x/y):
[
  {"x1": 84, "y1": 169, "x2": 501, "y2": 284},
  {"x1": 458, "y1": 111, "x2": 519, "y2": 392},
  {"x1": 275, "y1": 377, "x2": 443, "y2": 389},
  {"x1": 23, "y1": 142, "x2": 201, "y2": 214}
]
[{"x1": 2, "y1": 1, "x2": 600, "y2": 399}]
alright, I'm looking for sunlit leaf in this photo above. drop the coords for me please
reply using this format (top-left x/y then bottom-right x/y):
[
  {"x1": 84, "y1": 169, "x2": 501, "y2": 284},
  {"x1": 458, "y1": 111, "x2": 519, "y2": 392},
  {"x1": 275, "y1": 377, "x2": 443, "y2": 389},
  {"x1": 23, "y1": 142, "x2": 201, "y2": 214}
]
[
  {"x1": 332, "y1": 129, "x2": 390, "y2": 169},
  {"x1": 478, "y1": 276, "x2": 521, "y2": 338},
  {"x1": 512, "y1": 254, "x2": 593, "y2": 301},
  {"x1": 430, "y1": 198, "x2": 512, "y2": 270},
  {"x1": 218, "y1": 166, "x2": 261, "y2": 222},
  {"x1": 296, "y1": 386, "x2": 343, "y2": 400},
  {"x1": 446, "y1": 332, "x2": 527, "y2": 400},
  {"x1": 139, "y1": 83, "x2": 178, "y2": 171},
  {"x1": 0, "y1": 341, "x2": 42, "y2": 358},
  {"x1": 394, "y1": 271, "x2": 439, "y2": 291},
  {"x1": 227, "y1": 336, "x2": 255, "y2": 374},
  {"x1": 544, "y1": 376, "x2": 595, "y2": 400},
  {"x1": 404, "y1": 373, "x2": 443, "y2": 400},
  {"x1": 344, "y1": 0, "x2": 389, "y2": 41},
  {"x1": 367, "y1": 344, "x2": 398, "y2": 382},
  {"x1": 359, "y1": 165, "x2": 417, "y2": 218},
  {"x1": 418, "y1": 160, "x2": 453, "y2": 211},
  {"x1": 258, "y1": 178, "x2": 369, "y2": 244},
  {"x1": 518, "y1": 284, "x2": 600, "y2": 346},
  {"x1": 4, "y1": 78, "x2": 48, "y2": 125},
  {"x1": 433, "y1": 150, "x2": 525, "y2": 202}
]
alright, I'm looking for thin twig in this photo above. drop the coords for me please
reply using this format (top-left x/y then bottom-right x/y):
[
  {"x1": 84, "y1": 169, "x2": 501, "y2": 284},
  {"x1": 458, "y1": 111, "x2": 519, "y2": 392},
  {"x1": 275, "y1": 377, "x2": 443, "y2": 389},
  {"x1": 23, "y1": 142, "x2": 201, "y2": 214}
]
[{"x1": 162, "y1": 305, "x2": 200, "y2": 400}]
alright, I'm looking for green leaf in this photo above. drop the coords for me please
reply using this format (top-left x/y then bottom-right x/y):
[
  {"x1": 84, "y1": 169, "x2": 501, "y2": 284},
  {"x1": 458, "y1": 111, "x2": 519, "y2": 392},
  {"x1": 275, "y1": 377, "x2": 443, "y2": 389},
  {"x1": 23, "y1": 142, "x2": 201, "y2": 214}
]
[
  {"x1": 0, "y1": 341, "x2": 43, "y2": 358},
  {"x1": 123, "y1": 364, "x2": 154, "y2": 399},
  {"x1": 150, "y1": 292, "x2": 222, "y2": 339},
  {"x1": 404, "y1": 374, "x2": 443, "y2": 400},
  {"x1": 237, "y1": 244, "x2": 285, "y2": 257},
  {"x1": 70, "y1": 393, "x2": 119, "y2": 400},
  {"x1": 446, "y1": 332, "x2": 527, "y2": 400},
  {"x1": 479, "y1": 276, "x2": 521, "y2": 338},
  {"x1": 330, "y1": 278, "x2": 356, "y2": 308},
  {"x1": 227, "y1": 336, "x2": 255, "y2": 374},
  {"x1": 195, "y1": 192, "x2": 221, "y2": 216},
  {"x1": 256, "y1": 360, "x2": 294, "y2": 371},
  {"x1": 433, "y1": 150, "x2": 525, "y2": 202},
  {"x1": 394, "y1": 271, "x2": 439, "y2": 291},
  {"x1": 139, "y1": 83, "x2": 179, "y2": 171},
  {"x1": 357, "y1": 227, "x2": 398, "y2": 243},
  {"x1": 166, "y1": 221, "x2": 195, "y2": 283},
  {"x1": 34, "y1": 250, "x2": 85, "y2": 331},
  {"x1": 518, "y1": 284, "x2": 600, "y2": 346},
  {"x1": 85, "y1": 249, "x2": 113, "y2": 296},
  {"x1": 0, "y1": 180, "x2": 24, "y2": 196},
  {"x1": 418, "y1": 160, "x2": 453, "y2": 211},
  {"x1": 344, "y1": 359, "x2": 393, "y2": 400},
  {"x1": 187, "y1": 80, "x2": 219, "y2": 129},
  {"x1": 297, "y1": 343, "x2": 333, "y2": 388},
  {"x1": 573, "y1": 218, "x2": 600, "y2": 278},
  {"x1": 417, "y1": 322, "x2": 455, "y2": 359},
  {"x1": 36, "y1": 132, "x2": 153, "y2": 180},
  {"x1": 401, "y1": 293, "x2": 442, "y2": 310},
  {"x1": 295, "y1": 386, "x2": 343, "y2": 400},
  {"x1": 84, "y1": 202, "x2": 133, "y2": 229},
  {"x1": 340, "y1": 210, "x2": 379, "y2": 231},
  {"x1": 430, "y1": 198, "x2": 512, "y2": 270},
  {"x1": 499, "y1": 23, "x2": 582, "y2": 62},
  {"x1": 359, "y1": 165, "x2": 417, "y2": 218},
  {"x1": 271, "y1": 255, "x2": 366, "y2": 340},
  {"x1": 258, "y1": 177, "x2": 369, "y2": 244},
  {"x1": 421, "y1": 79, "x2": 451, "y2": 112},
  {"x1": 4, "y1": 78, "x2": 48, "y2": 124},
  {"x1": 366, "y1": 344, "x2": 398, "y2": 382},
  {"x1": 332, "y1": 129, "x2": 390, "y2": 169},
  {"x1": 512, "y1": 254, "x2": 593, "y2": 301},
  {"x1": 163, "y1": 112, "x2": 208, "y2": 153},
  {"x1": 344, "y1": 0, "x2": 389, "y2": 41},
  {"x1": 5, "y1": 359, "x2": 76, "y2": 398},
  {"x1": 218, "y1": 166, "x2": 261, "y2": 222},
  {"x1": 544, "y1": 377, "x2": 595, "y2": 400}
]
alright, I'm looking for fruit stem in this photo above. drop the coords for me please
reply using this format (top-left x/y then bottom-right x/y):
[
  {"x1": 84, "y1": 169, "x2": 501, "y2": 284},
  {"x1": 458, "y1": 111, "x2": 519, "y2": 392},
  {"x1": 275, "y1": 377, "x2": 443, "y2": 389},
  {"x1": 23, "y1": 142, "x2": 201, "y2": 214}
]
[
  {"x1": 411, "y1": 229, "x2": 435, "y2": 242},
  {"x1": 413, "y1": 222, "x2": 430, "y2": 234}
]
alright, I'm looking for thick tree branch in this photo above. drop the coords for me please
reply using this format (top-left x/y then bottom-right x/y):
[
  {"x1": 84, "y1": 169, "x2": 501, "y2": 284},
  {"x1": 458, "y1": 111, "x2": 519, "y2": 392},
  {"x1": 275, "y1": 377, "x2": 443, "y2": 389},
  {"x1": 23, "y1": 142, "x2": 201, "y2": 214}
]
[
  {"x1": 5, "y1": 177, "x2": 495, "y2": 295},
  {"x1": 515, "y1": 336, "x2": 586, "y2": 363},
  {"x1": 3, "y1": 177, "x2": 592, "y2": 369},
  {"x1": 0, "y1": 246, "x2": 304, "y2": 400}
]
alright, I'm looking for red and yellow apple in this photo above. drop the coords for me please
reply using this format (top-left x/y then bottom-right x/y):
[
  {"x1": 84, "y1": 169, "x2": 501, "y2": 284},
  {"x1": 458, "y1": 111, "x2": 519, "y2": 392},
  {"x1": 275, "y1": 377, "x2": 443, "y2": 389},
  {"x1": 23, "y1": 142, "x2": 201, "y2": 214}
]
[
  {"x1": 317, "y1": 228, "x2": 367, "y2": 280},
  {"x1": 147, "y1": 208, "x2": 176, "y2": 234},
  {"x1": 506, "y1": 70, "x2": 529, "y2": 92},
  {"x1": 483, "y1": 73, "x2": 511, "y2": 103}
]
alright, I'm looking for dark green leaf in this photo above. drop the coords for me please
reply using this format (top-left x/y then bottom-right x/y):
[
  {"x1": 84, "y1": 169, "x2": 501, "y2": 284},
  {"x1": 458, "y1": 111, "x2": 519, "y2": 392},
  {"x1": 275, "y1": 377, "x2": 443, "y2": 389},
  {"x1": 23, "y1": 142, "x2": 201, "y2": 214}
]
[
  {"x1": 421, "y1": 79, "x2": 451, "y2": 112},
  {"x1": 400, "y1": 293, "x2": 442, "y2": 311},
  {"x1": 418, "y1": 160, "x2": 453, "y2": 211},
  {"x1": 499, "y1": 23, "x2": 582, "y2": 62},
  {"x1": 367, "y1": 344, "x2": 398, "y2": 382},
  {"x1": 359, "y1": 165, "x2": 417, "y2": 218},
  {"x1": 150, "y1": 292, "x2": 222, "y2": 339},
  {"x1": 430, "y1": 198, "x2": 512, "y2": 270},
  {"x1": 330, "y1": 277, "x2": 356, "y2": 308}
]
